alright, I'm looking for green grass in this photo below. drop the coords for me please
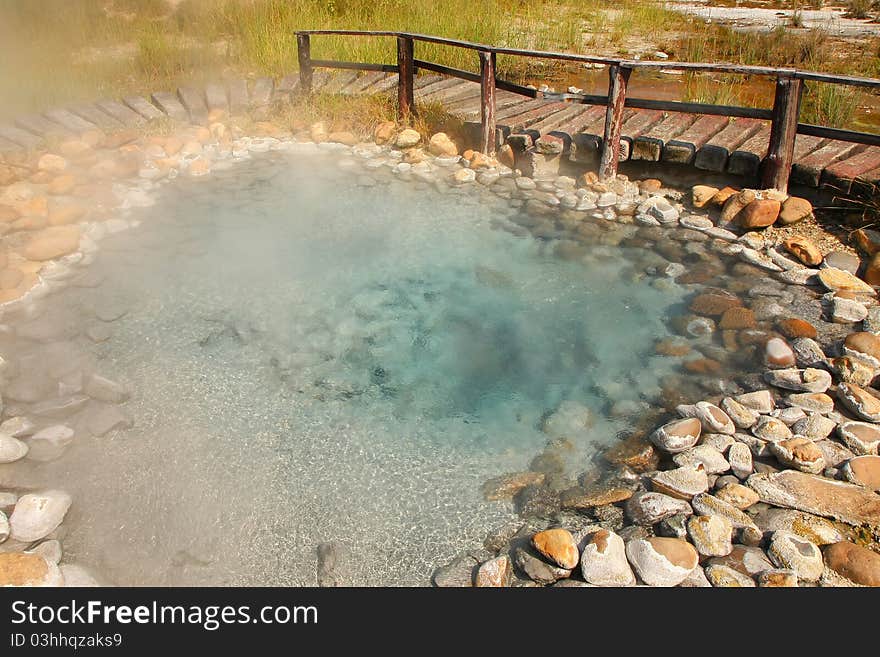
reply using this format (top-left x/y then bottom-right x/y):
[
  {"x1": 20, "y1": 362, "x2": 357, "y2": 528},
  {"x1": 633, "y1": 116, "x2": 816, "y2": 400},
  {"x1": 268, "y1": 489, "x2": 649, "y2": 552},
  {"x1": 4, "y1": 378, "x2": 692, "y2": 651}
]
[{"x1": 0, "y1": 0, "x2": 876, "y2": 130}]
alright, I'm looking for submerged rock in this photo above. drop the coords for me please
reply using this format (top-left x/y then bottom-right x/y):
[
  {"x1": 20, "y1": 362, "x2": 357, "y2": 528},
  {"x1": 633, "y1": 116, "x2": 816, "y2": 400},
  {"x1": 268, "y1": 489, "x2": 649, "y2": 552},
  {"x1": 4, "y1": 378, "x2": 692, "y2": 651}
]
[{"x1": 9, "y1": 490, "x2": 72, "y2": 543}]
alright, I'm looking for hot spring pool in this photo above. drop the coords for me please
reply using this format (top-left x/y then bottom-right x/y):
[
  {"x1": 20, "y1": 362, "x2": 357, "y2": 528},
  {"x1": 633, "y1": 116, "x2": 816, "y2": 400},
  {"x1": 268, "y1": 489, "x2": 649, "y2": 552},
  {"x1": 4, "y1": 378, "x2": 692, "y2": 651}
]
[{"x1": 1, "y1": 148, "x2": 701, "y2": 585}]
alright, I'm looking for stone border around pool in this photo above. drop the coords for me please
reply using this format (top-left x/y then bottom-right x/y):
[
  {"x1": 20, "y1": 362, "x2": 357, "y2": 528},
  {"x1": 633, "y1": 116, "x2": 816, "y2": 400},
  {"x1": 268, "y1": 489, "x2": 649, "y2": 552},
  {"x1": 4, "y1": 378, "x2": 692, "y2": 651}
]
[{"x1": 0, "y1": 112, "x2": 878, "y2": 588}]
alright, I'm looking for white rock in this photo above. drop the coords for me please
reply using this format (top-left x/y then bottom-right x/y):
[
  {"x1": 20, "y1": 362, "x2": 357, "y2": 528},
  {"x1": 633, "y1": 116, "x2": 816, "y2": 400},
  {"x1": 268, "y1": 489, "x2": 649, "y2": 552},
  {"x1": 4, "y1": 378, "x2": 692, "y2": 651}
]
[
  {"x1": 727, "y1": 442, "x2": 754, "y2": 479},
  {"x1": 767, "y1": 530, "x2": 824, "y2": 582},
  {"x1": 9, "y1": 490, "x2": 72, "y2": 542},
  {"x1": 26, "y1": 425, "x2": 74, "y2": 462},
  {"x1": 580, "y1": 530, "x2": 636, "y2": 586},
  {"x1": 625, "y1": 537, "x2": 697, "y2": 587},
  {"x1": 0, "y1": 432, "x2": 28, "y2": 463}
]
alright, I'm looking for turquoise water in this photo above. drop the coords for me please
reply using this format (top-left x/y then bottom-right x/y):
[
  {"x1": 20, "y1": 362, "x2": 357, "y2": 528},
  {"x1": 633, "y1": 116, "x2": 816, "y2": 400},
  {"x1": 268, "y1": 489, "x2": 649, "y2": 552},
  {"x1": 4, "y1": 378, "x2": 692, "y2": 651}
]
[{"x1": 13, "y1": 151, "x2": 690, "y2": 585}]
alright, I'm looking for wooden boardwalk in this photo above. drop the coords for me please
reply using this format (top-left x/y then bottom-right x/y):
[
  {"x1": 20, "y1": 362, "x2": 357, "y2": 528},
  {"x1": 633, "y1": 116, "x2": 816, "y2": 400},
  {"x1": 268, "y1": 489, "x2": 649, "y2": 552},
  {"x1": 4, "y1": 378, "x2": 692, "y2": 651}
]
[{"x1": 1, "y1": 69, "x2": 878, "y2": 197}]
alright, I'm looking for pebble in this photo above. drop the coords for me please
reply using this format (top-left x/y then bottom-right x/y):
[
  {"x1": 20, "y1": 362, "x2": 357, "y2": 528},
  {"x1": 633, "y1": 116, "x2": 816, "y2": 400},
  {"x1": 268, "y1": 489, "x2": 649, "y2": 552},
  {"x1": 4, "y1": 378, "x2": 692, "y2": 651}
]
[
  {"x1": 0, "y1": 553, "x2": 64, "y2": 587},
  {"x1": 625, "y1": 491, "x2": 692, "y2": 526},
  {"x1": 0, "y1": 511, "x2": 8, "y2": 543},
  {"x1": 727, "y1": 442, "x2": 754, "y2": 479},
  {"x1": 763, "y1": 367, "x2": 832, "y2": 393},
  {"x1": 721, "y1": 397, "x2": 758, "y2": 429},
  {"x1": 9, "y1": 490, "x2": 72, "y2": 542},
  {"x1": 791, "y1": 338, "x2": 827, "y2": 368},
  {"x1": 687, "y1": 514, "x2": 733, "y2": 557},
  {"x1": 792, "y1": 414, "x2": 837, "y2": 441},
  {"x1": 532, "y1": 529, "x2": 579, "y2": 569},
  {"x1": 769, "y1": 437, "x2": 826, "y2": 474},
  {"x1": 823, "y1": 541, "x2": 880, "y2": 586},
  {"x1": 649, "y1": 417, "x2": 701, "y2": 454},
  {"x1": 841, "y1": 455, "x2": 880, "y2": 491},
  {"x1": 767, "y1": 530, "x2": 824, "y2": 582},
  {"x1": 691, "y1": 492, "x2": 759, "y2": 531},
  {"x1": 837, "y1": 383, "x2": 880, "y2": 422},
  {"x1": 758, "y1": 569, "x2": 799, "y2": 587},
  {"x1": 650, "y1": 464, "x2": 709, "y2": 499},
  {"x1": 513, "y1": 547, "x2": 571, "y2": 585},
  {"x1": 705, "y1": 563, "x2": 756, "y2": 587},
  {"x1": 0, "y1": 432, "x2": 28, "y2": 464},
  {"x1": 580, "y1": 529, "x2": 636, "y2": 586},
  {"x1": 831, "y1": 297, "x2": 868, "y2": 323},
  {"x1": 673, "y1": 445, "x2": 730, "y2": 474},
  {"x1": 735, "y1": 389, "x2": 775, "y2": 413},
  {"x1": 625, "y1": 537, "x2": 698, "y2": 587},
  {"x1": 475, "y1": 555, "x2": 512, "y2": 587},
  {"x1": 715, "y1": 482, "x2": 759, "y2": 509},
  {"x1": 25, "y1": 425, "x2": 75, "y2": 462},
  {"x1": 752, "y1": 508, "x2": 843, "y2": 545},
  {"x1": 752, "y1": 415, "x2": 793, "y2": 442},
  {"x1": 836, "y1": 421, "x2": 880, "y2": 455}
]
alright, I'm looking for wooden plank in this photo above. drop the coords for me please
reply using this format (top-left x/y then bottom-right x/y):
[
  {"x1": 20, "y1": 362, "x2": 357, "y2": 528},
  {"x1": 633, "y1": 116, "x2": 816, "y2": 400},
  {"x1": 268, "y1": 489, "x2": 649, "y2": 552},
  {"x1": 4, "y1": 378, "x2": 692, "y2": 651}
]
[
  {"x1": 413, "y1": 74, "x2": 444, "y2": 90},
  {"x1": 204, "y1": 83, "x2": 229, "y2": 116},
  {"x1": 694, "y1": 118, "x2": 763, "y2": 172},
  {"x1": 177, "y1": 87, "x2": 209, "y2": 124},
  {"x1": 599, "y1": 64, "x2": 631, "y2": 180},
  {"x1": 727, "y1": 126, "x2": 769, "y2": 178},
  {"x1": 554, "y1": 105, "x2": 606, "y2": 136},
  {"x1": 631, "y1": 112, "x2": 697, "y2": 162},
  {"x1": 69, "y1": 103, "x2": 123, "y2": 130},
  {"x1": 570, "y1": 109, "x2": 636, "y2": 163},
  {"x1": 14, "y1": 114, "x2": 72, "y2": 139},
  {"x1": 95, "y1": 99, "x2": 146, "y2": 127},
  {"x1": 762, "y1": 77, "x2": 803, "y2": 192},
  {"x1": 0, "y1": 123, "x2": 41, "y2": 149},
  {"x1": 320, "y1": 70, "x2": 360, "y2": 95},
  {"x1": 413, "y1": 77, "x2": 465, "y2": 99},
  {"x1": 528, "y1": 104, "x2": 591, "y2": 137},
  {"x1": 448, "y1": 92, "x2": 525, "y2": 119},
  {"x1": 249, "y1": 77, "x2": 275, "y2": 106},
  {"x1": 340, "y1": 71, "x2": 386, "y2": 95},
  {"x1": 791, "y1": 140, "x2": 865, "y2": 187},
  {"x1": 122, "y1": 96, "x2": 165, "y2": 121},
  {"x1": 820, "y1": 146, "x2": 880, "y2": 193},
  {"x1": 419, "y1": 79, "x2": 475, "y2": 103},
  {"x1": 851, "y1": 166, "x2": 880, "y2": 199},
  {"x1": 479, "y1": 51, "x2": 496, "y2": 154},
  {"x1": 619, "y1": 109, "x2": 665, "y2": 160},
  {"x1": 150, "y1": 91, "x2": 190, "y2": 122},
  {"x1": 397, "y1": 36, "x2": 415, "y2": 119},
  {"x1": 43, "y1": 108, "x2": 97, "y2": 134},
  {"x1": 499, "y1": 102, "x2": 569, "y2": 135},
  {"x1": 364, "y1": 72, "x2": 399, "y2": 94},
  {"x1": 662, "y1": 115, "x2": 729, "y2": 165}
]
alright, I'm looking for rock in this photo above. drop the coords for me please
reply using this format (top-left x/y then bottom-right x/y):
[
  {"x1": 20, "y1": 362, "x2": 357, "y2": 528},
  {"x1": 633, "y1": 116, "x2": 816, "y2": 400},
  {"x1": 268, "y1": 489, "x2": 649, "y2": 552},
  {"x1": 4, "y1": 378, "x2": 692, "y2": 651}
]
[
  {"x1": 735, "y1": 389, "x2": 775, "y2": 414},
  {"x1": 316, "y1": 541, "x2": 349, "y2": 586},
  {"x1": 373, "y1": 121, "x2": 396, "y2": 145},
  {"x1": 497, "y1": 144, "x2": 515, "y2": 168},
  {"x1": 832, "y1": 296, "x2": 868, "y2": 324},
  {"x1": 513, "y1": 547, "x2": 571, "y2": 585},
  {"x1": 433, "y1": 553, "x2": 478, "y2": 587},
  {"x1": 737, "y1": 199, "x2": 780, "y2": 228},
  {"x1": 580, "y1": 529, "x2": 636, "y2": 586},
  {"x1": 428, "y1": 132, "x2": 458, "y2": 157},
  {"x1": 778, "y1": 197, "x2": 813, "y2": 225},
  {"x1": 837, "y1": 383, "x2": 880, "y2": 422},
  {"x1": 0, "y1": 432, "x2": 28, "y2": 463},
  {"x1": 842, "y1": 455, "x2": 880, "y2": 490},
  {"x1": 763, "y1": 367, "x2": 831, "y2": 393},
  {"x1": 680, "y1": 566, "x2": 712, "y2": 587},
  {"x1": 720, "y1": 189, "x2": 755, "y2": 224},
  {"x1": 727, "y1": 442, "x2": 754, "y2": 479},
  {"x1": 682, "y1": 401, "x2": 735, "y2": 435},
  {"x1": 830, "y1": 356, "x2": 875, "y2": 387},
  {"x1": 764, "y1": 337, "x2": 796, "y2": 369},
  {"x1": 825, "y1": 251, "x2": 861, "y2": 274},
  {"x1": 705, "y1": 564, "x2": 756, "y2": 587},
  {"x1": 649, "y1": 417, "x2": 701, "y2": 454},
  {"x1": 625, "y1": 491, "x2": 692, "y2": 526},
  {"x1": 650, "y1": 464, "x2": 709, "y2": 500},
  {"x1": 712, "y1": 186, "x2": 739, "y2": 206},
  {"x1": 791, "y1": 338, "x2": 827, "y2": 369},
  {"x1": 23, "y1": 225, "x2": 81, "y2": 261},
  {"x1": 777, "y1": 318, "x2": 818, "y2": 340},
  {"x1": 746, "y1": 470, "x2": 880, "y2": 529},
  {"x1": 625, "y1": 537, "x2": 698, "y2": 587},
  {"x1": 536, "y1": 134, "x2": 565, "y2": 155},
  {"x1": 532, "y1": 528, "x2": 579, "y2": 569},
  {"x1": 708, "y1": 544, "x2": 774, "y2": 578},
  {"x1": 604, "y1": 435, "x2": 659, "y2": 472},
  {"x1": 687, "y1": 514, "x2": 733, "y2": 557},
  {"x1": 691, "y1": 492, "x2": 759, "y2": 531},
  {"x1": 756, "y1": 569, "x2": 798, "y2": 586},
  {"x1": 823, "y1": 541, "x2": 880, "y2": 586},
  {"x1": 783, "y1": 236, "x2": 822, "y2": 266},
  {"x1": 771, "y1": 406, "x2": 807, "y2": 426},
  {"x1": 721, "y1": 397, "x2": 759, "y2": 429},
  {"x1": 560, "y1": 485, "x2": 632, "y2": 510},
  {"x1": 769, "y1": 437, "x2": 826, "y2": 474},
  {"x1": 28, "y1": 539, "x2": 61, "y2": 564},
  {"x1": 768, "y1": 530, "x2": 824, "y2": 581},
  {"x1": 475, "y1": 555, "x2": 512, "y2": 587},
  {"x1": 792, "y1": 413, "x2": 836, "y2": 441},
  {"x1": 9, "y1": 490, "x2": 71, "y2": 542},
  {"x1": 187, "y1": 156, "x2": 211, "y2": 177},
  {"x1": 514, "y1": 484, "x2": 560, "y2": 518},
  {"x1": 657, "y1": 513, "x2": 689, "y2": 539},
  {"x1": 815, "y1": 440, "x2": 855, "y2": 469},
  {"x1": 691, "y1": 185, "x2": 719, "y2": 209},
  {"x1": 38, "y1": 153, "x2": 68, "y2": 173},
  {"x1": 0, "y1": 417, "x2": 35, "y2": 438},
  {"x1": 785, "y1": 392, "x2": 834, "y2": 414},
  {"x1": 854, "y1": 227, "x2": 880, "y2": 256},
  {"x1": 673, "y1": 445, "x2": 730, "y2": 474},
  {"x1": 543, "y1": 400, "x2": 593, "y2": 439},
  {"x1": 395, "y1": 129, "x2": 421, "y2": 149},
  {"x1": 865, "y1": 252, "x2": 880, "y2": 286},
  {"x1": 452, "y1": 168, "x2": 476, "y2": 185},
  {"x1": 843, "y1": 331, "x2": 880, "y2": 367},
  {"x1": 752, "y1": 508, "x2": 843, "y2": 545},
  {"x1": 24, "y1": 425, "x2": 74, "y2": 462},
  {"x1": 327, "y1": 131, "x2": 357, "y2": 146},
  {"x1": 818, "y1": 267, "x2": 875, "y2": 295},
  {"x1": 690, "y1": 292, "x2": 741, "y2": 317},
  {"x1": 836, "y1": 421, "x2": 880, "y2": 455},
  {"x1": 716, "y1": 481, "x2": 759, "y2": 510},
  {"x1": 0, "y1": 511, "x2": 7, "y2": 543},
  {"x1": 752, "y1": 415, "x2": 793, "y2": 442},
  {"x1": 0, "y1": 553, "x2": 63, "y2": 587}
]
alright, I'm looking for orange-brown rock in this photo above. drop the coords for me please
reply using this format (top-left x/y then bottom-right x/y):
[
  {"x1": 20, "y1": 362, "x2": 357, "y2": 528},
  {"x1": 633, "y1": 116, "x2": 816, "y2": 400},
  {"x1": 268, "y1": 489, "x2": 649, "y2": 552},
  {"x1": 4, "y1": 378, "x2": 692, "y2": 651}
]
[
  {"x1": 865, "y1": 252, "x2": 880, "y2": 286},
  {"x1": 654, "y1": 338, "x2": 692, "y2": 357},
  {"x1": 776, "y1": 318, "x2": 817, "y2": 340},
  {"x1": 823, "y1": 541, "x2": 880, "y2": 586},
  {"x1": 47, "y1": 203, "x2": 86, "y2": 226},
  {"x1": 603, "y1": 434, "x2": 659, "y2": 473},
  {"x1": 22, "y1": 225, "x2": 81, "y2": 261},
  {"x1": 853, "y1": 228, "x2": 880, "y2": 256},
  {"x1": 783, "y1": 236, "x2": 822, "y2": 266},
  {"x1": 778, "y1": 196, "x2": 813, "y2": 226},
  {"x1": 689, "y1": 292, "x2": 741, "y2": 317},
  {"x1": 684, "y1": 358, "x2": 722, "y2": 374},
  {"x1": 0, "y1": 553, "x2": 53, "y2": 586},
  {"x1": 737, "y1": 199, "x2": 781, "y2": 229},
  {"x1": 47, "y1": 174, "x2": 77, "y2": 196},
  {"x1": 711, "y1": 186, "x2": 739, "y2": 206},
  {"x1": 719, "y1": 307, "x2": 756, "y2": 329},
  {"x1": 532, "y1": 528, "x2": 579, "y2": 569}
]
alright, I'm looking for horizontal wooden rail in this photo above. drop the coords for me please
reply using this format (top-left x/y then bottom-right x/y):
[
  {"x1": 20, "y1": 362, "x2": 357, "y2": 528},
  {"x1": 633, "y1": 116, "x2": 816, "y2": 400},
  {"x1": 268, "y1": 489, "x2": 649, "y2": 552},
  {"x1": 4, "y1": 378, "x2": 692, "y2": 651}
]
[{"x1": 295, "y1": 29, "x2": 880, "y2": 190}]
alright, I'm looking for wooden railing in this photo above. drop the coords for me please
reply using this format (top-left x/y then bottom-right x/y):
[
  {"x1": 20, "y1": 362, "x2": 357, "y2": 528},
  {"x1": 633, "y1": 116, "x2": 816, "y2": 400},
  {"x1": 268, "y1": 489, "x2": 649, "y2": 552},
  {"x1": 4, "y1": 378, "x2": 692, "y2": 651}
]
[{"x1": 295, "y1": 30, "x2": 880, "y2": 193}]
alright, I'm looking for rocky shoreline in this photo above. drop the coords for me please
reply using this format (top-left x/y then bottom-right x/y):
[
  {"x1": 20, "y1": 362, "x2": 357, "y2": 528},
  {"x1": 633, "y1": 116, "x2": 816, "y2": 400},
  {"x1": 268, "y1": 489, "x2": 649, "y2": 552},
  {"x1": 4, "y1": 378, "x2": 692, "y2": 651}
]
[{"x1": 0, "y1": 104, "x2": 879, "y2": 587}]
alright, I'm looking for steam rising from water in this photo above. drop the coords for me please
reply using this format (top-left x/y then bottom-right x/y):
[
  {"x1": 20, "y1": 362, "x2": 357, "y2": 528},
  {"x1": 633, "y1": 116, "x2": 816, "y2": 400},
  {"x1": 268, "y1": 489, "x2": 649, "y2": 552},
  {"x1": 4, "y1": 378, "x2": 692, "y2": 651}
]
[{"x1": 13, "y1": 151, "x2": 688, "y2": 585}]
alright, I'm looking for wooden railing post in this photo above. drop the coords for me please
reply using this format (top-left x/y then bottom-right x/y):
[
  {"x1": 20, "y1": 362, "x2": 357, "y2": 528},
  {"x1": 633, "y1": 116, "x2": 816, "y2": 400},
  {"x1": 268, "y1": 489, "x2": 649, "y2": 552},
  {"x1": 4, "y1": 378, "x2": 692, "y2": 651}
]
[
  {"x1": 762, "y1": 75, "x2": 803, "y2": 193},
  {"x1": 397, "y1": 36, "x2": 415, "y2": 120},
  {"x1": 479, "y1": 50, "x2": 497, "y2": 154},
  {"x1": 599, "y1": 64, "x2": 631, "y2": 181},
  {"x1": 297, "y1": 33, "x2": 312, "y2": 94}
]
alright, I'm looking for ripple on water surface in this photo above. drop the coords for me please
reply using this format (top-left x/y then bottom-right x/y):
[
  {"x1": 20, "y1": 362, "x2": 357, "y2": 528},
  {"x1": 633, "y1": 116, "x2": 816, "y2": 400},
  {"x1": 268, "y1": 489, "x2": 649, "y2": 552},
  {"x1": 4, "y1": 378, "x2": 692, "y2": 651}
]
[{"x1": 14, "y1": 152, "x2": 692, "y2": 585}]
